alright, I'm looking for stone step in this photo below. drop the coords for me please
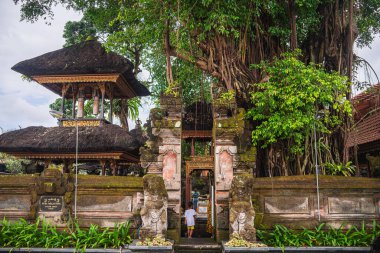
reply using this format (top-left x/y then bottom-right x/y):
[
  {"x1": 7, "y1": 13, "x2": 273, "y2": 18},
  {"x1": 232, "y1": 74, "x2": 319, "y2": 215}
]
[{"x1": 175, "y1": 238, "x2": 221, "y2": 253}]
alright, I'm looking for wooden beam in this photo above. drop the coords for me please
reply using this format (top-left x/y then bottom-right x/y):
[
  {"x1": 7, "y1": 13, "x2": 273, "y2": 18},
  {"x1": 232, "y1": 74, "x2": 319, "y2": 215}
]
[{"x1": 32, "y1": 74, "x2": 119, "y2": 84}]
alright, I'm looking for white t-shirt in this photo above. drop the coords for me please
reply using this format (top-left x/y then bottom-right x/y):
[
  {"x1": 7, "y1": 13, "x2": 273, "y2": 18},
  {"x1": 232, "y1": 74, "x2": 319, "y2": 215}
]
[{"x1": 184, "y1": 209, "x2": 197, "y2": 226}]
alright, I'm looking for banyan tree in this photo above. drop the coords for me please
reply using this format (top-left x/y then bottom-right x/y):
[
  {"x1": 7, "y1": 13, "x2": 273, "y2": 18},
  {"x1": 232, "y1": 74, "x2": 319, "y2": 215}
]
[{"x1": 13, "y1": 0, "x2": 380, "y2": 176}]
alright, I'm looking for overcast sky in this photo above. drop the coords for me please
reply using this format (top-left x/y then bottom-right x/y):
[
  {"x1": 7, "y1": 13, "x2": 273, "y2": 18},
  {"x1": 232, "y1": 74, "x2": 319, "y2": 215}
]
[{"x1": 0, "y1": 1, "x2": 379, "y2": 132}]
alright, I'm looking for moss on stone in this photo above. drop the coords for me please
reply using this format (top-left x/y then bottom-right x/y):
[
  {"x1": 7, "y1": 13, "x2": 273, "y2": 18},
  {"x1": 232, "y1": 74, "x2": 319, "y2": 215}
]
[
  {"x1": 143, "y1": 174, "x2": 168, "y2": 198},
  {"x1": 166, "y1": 229, "x2": 180, "y2": 243},
  {"x1": 154, "y1": 119, "x2": 179, "y2": 129},
  {"x1": 77, "y1": 175, "x2": 143, "y2": 189},
  {"x1": 239, "y1": 146, "x2": 257, "y2": 163},
  {"x1": 0, "y1": 174, "x2": 36, "y2": 186},
  {"x1": 253, "y1": 175, "x2": 380, "y2": 189}
]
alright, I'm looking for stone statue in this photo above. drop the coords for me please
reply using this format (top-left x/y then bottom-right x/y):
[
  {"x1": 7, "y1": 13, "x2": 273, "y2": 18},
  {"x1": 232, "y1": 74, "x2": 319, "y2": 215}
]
[
  {"x1": 366, "y1": 154, "x2": 380, "y2": 177},
  {"x1": 229, "y1": 174, "x2": 256, "y2": 241},
  {"x1": 140, "y1": 174, "x2": 168, "y2": 239}
]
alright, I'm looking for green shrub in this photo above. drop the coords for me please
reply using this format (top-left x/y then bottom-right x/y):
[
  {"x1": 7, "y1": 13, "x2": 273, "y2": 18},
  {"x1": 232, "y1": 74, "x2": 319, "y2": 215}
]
[
  {"x1": 257, "y1": 222, "x2": 380, "y2": 247},
  {"x1": 325, "y1": 161, "x2": 356, "y2": 176},
  {"x1": 0, "y1": 218, "x2": 132, "y2": 249}
]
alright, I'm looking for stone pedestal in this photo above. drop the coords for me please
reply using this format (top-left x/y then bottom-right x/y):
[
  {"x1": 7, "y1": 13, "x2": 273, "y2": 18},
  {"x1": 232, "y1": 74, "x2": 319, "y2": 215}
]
[
  {"x1": 29, "y1": 168, "x2": 74, "y2": 226},
  {"x1": 140, "y1": 175, "x2": 168, "y2": 239},
  {"x1": 229, "y1": 174, "x2": 256, "y2": 242},
  {"x1": 140, "y1": 94, "x2": 182, "y2": 242}
]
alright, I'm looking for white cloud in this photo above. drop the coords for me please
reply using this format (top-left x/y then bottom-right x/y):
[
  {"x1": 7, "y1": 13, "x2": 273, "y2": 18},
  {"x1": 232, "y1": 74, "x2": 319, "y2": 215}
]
[
  {"x1": 0, "y1": 1, "x2": 81, "y2": 131},
  {"x1": 0, "y1": 94, "x2": 57, "y2": 132}
]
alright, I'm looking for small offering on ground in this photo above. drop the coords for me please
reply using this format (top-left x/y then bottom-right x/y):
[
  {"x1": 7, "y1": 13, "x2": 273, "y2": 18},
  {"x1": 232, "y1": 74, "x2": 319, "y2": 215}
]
[
  {"x1": 136, "y1": 236, "x2": 173, "y2": 246},
  {"x1": 225, "y1": 233, "x2": 267, "y2": 248}
]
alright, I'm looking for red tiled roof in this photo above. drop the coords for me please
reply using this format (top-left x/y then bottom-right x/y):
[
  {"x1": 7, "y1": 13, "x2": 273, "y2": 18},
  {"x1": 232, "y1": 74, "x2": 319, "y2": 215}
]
[
  {"x1": 347, "y1": 84, "x2": 380, "y2": 147},
  {"x1": 351, "y1": 84, "x2": 380, "y2": 119},
  {"x1": 347, "y1": 110, "x2": 380, "y2": 147}
]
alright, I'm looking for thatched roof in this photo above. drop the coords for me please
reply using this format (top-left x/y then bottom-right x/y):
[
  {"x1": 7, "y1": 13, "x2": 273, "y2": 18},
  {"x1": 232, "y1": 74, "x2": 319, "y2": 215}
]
[
  {"x1": 11, "y1": 40, "x2": 150, "y2": 98},
  {"x1": 0, "y1": 125, "x2": 147, "y2": 155}
]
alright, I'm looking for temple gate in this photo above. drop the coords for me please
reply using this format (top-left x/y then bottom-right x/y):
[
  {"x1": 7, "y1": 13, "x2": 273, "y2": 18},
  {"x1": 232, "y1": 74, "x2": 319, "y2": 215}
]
[{"x1": 141, "y1": 86, "x2": 255, "y2": 242}]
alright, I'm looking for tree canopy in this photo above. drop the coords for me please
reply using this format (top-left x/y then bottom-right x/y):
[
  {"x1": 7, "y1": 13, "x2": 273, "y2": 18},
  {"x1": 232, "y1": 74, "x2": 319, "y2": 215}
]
[
  {"x1": 13, "y1": 0, "x2": 380, "y2": 175},
  {"x1": 13, "y1": 0, "x2": 380, "y2": 98}
]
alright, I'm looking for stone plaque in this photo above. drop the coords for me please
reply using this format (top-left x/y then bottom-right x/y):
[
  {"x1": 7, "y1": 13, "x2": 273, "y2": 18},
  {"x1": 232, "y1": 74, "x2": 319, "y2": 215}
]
[
  {"x1": 265, "y1": 197, "x2": 310, "y2": 214},
  {"x1": 328, "y1": 197, "x2": 376, "y2": 214},
  {"x1": 40, "y1": 196, "x2": 63, "y2": 212},
  {"x1": 77, "y1": 196, "x2": 132, "y2": 212}
]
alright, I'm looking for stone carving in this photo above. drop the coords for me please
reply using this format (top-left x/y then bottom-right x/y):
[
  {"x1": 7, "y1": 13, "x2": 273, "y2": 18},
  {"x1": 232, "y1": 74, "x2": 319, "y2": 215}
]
[
  {"x1": 219, "y1": 150, "x2": 234, "y2": 189},
  {"x1": 366, "y1": 154, "x2": 380, "y2": 177},
  {"x1": 162, "y1": 151, "x2": 177, "y2": 187},
  {"x1": 229, "y1": 174, "x2": 256, "y2": 242},
  {"x1": 29, "y1": 168, "x2": 74, "y2": 225},
  {"x1": 140, "y1": 174, "x2": 168, "y2": 239}
]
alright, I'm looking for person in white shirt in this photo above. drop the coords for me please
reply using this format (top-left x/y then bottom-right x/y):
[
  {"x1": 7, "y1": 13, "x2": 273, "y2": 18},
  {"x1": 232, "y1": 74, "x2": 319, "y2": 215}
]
[{"x1": 184, "y1": 202, "x2": 197, "y2": 238}]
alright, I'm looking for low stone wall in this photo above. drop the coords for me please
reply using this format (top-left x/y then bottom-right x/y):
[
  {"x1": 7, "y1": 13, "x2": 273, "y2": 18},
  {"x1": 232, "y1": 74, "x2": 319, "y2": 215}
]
[
  {"x1": 0, "y1": 173, "x2": 143, "y2": 229},
  {"x1": 0, "y1": 174, "x2": 35, "y2": 220},
  {"x1": 76, "y1": 175, "x2": 143, "y2": 228},
  {"x1": 252, "y1": 175, "x2": 380, "y2": 229}
]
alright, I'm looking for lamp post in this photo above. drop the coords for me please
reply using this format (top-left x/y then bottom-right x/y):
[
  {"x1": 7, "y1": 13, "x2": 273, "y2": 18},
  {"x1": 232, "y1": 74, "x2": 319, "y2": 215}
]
[
  {"x1": 313, "y1": 119, "x2": 321, "y2": 221},
  {"x1": 74, "y1": 118, "x2": 78, "y2": 219},
  {"x1": 313, "y1": 110, "x2": 325, "y2": 222}
]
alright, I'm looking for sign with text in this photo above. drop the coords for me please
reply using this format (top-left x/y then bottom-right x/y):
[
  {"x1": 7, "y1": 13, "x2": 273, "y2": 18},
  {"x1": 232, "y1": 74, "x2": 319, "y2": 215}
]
[{"x1": 40, "y1": 196, "x2": 63, "y2": 212}]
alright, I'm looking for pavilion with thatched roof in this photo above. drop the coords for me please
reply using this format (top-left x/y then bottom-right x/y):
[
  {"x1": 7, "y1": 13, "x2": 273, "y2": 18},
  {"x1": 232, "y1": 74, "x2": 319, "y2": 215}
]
[{"x1": 0, "y1": 40, "x2": 149, "y2": 175}]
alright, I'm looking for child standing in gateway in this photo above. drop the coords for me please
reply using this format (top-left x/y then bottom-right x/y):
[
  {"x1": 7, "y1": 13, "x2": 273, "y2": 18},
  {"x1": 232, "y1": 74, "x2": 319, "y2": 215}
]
[{"x1": 184, "y1": 202, "x2": 197, "y2": 238}]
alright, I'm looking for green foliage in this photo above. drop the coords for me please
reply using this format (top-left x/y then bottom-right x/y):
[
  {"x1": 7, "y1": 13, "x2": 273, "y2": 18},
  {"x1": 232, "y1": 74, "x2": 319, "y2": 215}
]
[
  {"x1": 0, "y1": 153, "x2": 30, "y2": 174},
  {"x1": 356, "y1": 0, "x2": 380, "y2": 47},
  {"x1": 49, "y1": 97, "x2": 140, "y2": 124},
  {"x1": 63, "y1": 18, "x2": 97, "y2": 47},
  {"x1": 164, "y1": 81, "x2": 180, "y2": 97},
  {"x1": 14, "y1": 0, "x2": 380, "y2": 49},
  {"x1": 113, "y1": 97, "x2": 142, "y2": 123},
  {"x1": 257, "y1": 222, "x2": 380, "y2": 247},
  {"x1": 325, "y1": 161, "x2": 356, "y2": 176},
  {"x1": 49, "y1": 98, "x2": 107, "y2": 119},
  {"x1": 215, "y1": 90, "x2": 236, "y2": 105},
  {"x1": 49, "y1": 98, "x2": 75, "y2": 118},
  {"x1": 247, "y1": 51, "x2": 351, "y2": 154},
  {"x1": 0, "y1": 218, "x2": 132, "y2": 249}
]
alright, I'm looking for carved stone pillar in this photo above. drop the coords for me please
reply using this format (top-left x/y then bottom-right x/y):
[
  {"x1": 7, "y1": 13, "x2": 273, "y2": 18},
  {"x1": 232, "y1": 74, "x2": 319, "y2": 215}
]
[
  {"x1": 212, "y1": 89, "x2": 246, "y2": 242},
  {"x1": 139, "y1": 93, "x2": 182, "y2": 242},
  {"x1": 229, "y1": 174, "x2": 256, "y2": 241},
  {"x1": 140, "y1": 174, "x2": 168, "y2": 239}
]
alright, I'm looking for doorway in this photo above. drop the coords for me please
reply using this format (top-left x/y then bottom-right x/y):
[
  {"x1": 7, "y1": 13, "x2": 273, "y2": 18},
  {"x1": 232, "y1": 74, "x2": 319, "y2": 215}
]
[
  {"x1": 181, "y1": 150, "x2": 215, "y2": 238},
  {"x1": 181, "y1": 101, "x2": 215, "y2": 238}
]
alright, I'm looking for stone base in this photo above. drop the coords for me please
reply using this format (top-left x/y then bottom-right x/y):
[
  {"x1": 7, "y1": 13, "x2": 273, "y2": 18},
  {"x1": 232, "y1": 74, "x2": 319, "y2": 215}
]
[
  {"x1": 221, "y1": 244, "x2": 370, "y2": 253},
  {"x1": 166, "y1": 228, "x2": 180, "y2": 243},
  {"x1": 216, "y1": 229, "x2": 229, "y2": 242}
]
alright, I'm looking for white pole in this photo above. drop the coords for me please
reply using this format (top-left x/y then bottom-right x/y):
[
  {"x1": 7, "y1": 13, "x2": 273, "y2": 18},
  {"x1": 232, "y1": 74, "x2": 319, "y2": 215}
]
[
  {"x1": 74, "y1": 119, "x2": 79, "y2": 219},
  {"x1": 211, "y1": 185, "x2": 214, "y2": 227},
  {"x1": 314, "y1": 120, "x2": 321, "y2": 221}
]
